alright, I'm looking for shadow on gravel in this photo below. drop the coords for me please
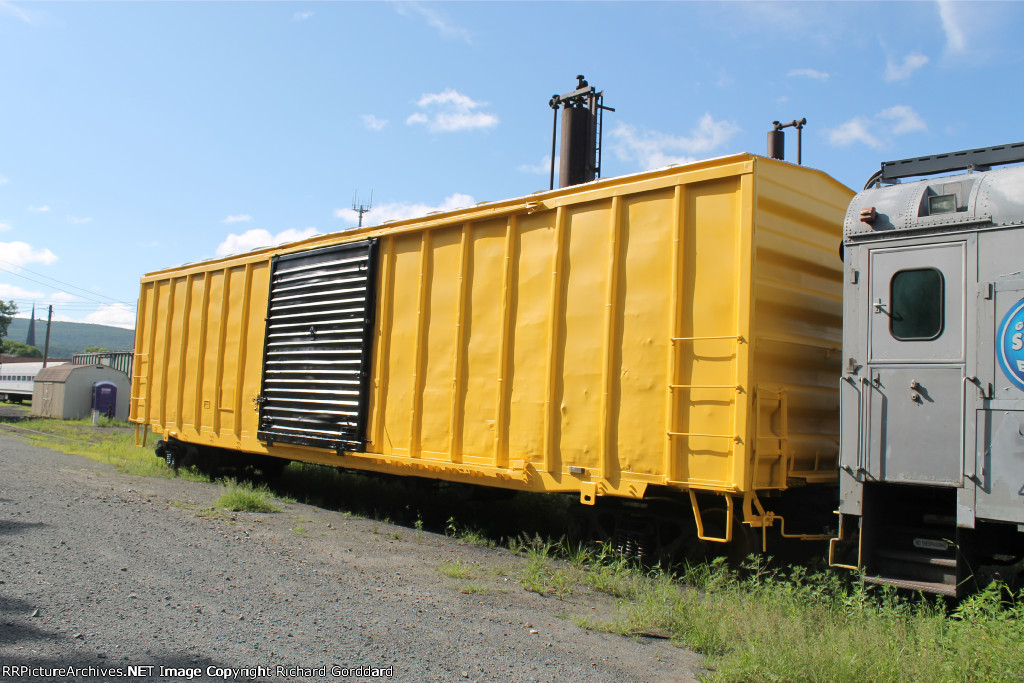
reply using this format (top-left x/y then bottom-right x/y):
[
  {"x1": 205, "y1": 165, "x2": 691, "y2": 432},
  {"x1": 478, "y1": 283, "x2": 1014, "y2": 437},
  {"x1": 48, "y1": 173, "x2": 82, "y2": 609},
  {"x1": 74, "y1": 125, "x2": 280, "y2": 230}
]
[
  {"x1": 0, "y1": 595, "x2": 57, "y2": 646},
  {"x1": 2, "y1": 595, "x2": 258, "y2": 682},
  {"x1": 259, "y1": 464, "x2": 574, "y2": 546},
  {"x1": 0, "y1": 520, "x2": 45, "y2": 536}
]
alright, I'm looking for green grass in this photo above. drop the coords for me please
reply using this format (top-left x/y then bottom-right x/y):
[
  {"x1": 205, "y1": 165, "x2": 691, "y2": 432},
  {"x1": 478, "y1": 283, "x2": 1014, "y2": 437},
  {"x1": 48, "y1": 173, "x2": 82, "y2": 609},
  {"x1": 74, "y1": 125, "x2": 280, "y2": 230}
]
[
  {"x1": 438, "y1": 558, "x2": 476, "y2": 580},
  {"x1": 514, "y1": 536, "x2": 582, "y2": 599},
  {"x1": 445, "y1": 516, "x2": 496, "y2": 547},
  {"x1": 170, "y1": 499, "x2": 233, "y2": 521},
  {"x1": 438, "y1": 559, "x2": 507, "y2": 596},
  {"x1": 501, "y1": 539, "x2": 1024, "y2": 681},
  {"x1": 1, "y1": 417, "x2": 207, "y2": 480},
  {"x1": 213, "y1": 478, "x2": 281, "y2": 513},
  {"x1": 571, "y1": 554, "x2": 1024, "y2": 683}
]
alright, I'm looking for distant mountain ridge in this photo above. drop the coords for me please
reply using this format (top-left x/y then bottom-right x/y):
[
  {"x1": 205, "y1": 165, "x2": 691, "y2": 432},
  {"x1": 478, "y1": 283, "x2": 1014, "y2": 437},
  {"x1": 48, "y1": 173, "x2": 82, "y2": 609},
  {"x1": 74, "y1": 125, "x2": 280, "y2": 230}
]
[{"x1": 3, "y1": 318, "x2": 135, "y2": 359}]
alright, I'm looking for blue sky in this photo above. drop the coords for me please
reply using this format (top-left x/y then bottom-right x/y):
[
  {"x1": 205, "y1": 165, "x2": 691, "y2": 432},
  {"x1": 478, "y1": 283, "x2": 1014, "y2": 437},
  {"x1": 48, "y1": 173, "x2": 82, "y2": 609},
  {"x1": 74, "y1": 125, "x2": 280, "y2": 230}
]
[{"x1": 1, "y1": 1, "x2": 1022, "y2": 331}]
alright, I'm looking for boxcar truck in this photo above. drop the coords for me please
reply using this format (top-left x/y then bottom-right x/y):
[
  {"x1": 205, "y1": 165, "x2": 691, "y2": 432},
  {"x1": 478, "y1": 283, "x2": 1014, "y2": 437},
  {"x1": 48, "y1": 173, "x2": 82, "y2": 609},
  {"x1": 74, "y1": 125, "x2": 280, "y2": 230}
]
[
  {"x1": 131, "y1": 154, "x2": 853, "y2": 559},
  {"x1": 832, "y1": 143, "x2": 1024, "y2": 596}
]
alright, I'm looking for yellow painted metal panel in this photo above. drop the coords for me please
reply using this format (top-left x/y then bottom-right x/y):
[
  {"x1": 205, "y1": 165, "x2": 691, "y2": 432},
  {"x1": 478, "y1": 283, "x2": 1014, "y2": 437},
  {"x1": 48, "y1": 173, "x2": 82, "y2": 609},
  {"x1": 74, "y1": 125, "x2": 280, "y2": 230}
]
[
  {"x1": 491, "y1": 216, "x2": 517, "y2": 468},
  {"x1": 461, "y1": 219, "x2": 507, "y2": 464},
  {"x1": 380, "y1": 234, "x2": 423, "y2": 454},
  {"x1": 618, "y1": 189, "x2": 675, "y2": 477},
  {"x1": 507, "y1": 215, "x2": 555, "y2": 467},
  {"x1": 153, "y1": 279, "x2": 172, "y2": 434},
  {"x1": 749, "y1": 158, "x2": 854, "y2": 488},
  {"x1": 675, "y1": 177, "x2": 743, "y2": 489},
  {"x1": 132, "y1": 153, "x2": 853, "y2": 502},
  {"x1": 216, "y1": 265, "x2": 250, "y2": 437},
  {"x1": 240, "y1": 263, "x2": 270, "y2": 443},
  {"x1": 558, "y1": 203, "x2": 612, "y2": 474},
  {"x1": 419, "y1": 227, "x2": 461, "y2": 458},
  {"x1": 179, "y1": 274, "x2": 202, "y2": 434},
  {"x1": 199, "y1": 271, "x2": 224, "y2": 437}
]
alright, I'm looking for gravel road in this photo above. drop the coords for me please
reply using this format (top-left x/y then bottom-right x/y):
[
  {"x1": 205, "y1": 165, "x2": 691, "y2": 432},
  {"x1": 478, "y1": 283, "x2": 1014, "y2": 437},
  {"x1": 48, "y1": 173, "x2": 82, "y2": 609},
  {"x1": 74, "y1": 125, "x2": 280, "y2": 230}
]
[{"x1": 0, "y1": 428, "x2": 704, "y2": 683}]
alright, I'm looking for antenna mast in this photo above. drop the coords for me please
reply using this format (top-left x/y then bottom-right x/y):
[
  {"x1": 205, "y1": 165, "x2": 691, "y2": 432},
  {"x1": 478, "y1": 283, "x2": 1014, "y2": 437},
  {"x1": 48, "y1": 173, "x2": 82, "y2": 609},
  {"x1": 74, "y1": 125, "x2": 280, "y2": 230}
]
[{"x1": 352, "y1": 190, "x2": 373, "y2": 228}]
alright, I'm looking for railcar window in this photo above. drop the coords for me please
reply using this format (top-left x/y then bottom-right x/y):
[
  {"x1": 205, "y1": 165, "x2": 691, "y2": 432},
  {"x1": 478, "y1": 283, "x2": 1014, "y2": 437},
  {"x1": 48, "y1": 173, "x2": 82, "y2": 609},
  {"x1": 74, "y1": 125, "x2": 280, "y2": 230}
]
[
  {"x1": 928, "y1": 193, "x2": 957, "y2": 214},
  {"x1": 890, "y1": 268, "x2": 944, "y2": 340}
]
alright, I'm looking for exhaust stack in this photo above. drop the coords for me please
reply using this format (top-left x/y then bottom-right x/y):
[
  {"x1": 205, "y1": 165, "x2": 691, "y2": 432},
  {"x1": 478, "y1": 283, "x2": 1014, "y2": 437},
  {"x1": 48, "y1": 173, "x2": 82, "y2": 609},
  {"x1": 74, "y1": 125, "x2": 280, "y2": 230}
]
[
  {"x1": 549, "y1": 76, "x2": 614, "y2": 189},
  {"x1": 767, "y1": 118, "x2": 807, "y2": 165}
]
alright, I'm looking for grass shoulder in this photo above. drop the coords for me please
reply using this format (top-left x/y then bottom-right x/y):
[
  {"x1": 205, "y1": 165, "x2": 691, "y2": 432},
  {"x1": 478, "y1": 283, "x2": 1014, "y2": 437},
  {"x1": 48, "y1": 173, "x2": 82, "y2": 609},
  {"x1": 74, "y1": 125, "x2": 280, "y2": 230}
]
[{"x1": 213, "y1": 478, "x2": 282, "y2": 513}]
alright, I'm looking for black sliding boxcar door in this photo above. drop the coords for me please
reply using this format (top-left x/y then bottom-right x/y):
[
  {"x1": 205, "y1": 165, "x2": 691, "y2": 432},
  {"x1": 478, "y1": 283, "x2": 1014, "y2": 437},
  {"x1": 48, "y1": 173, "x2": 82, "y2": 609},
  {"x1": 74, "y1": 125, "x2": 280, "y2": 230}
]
[{"x1": 257, "y1": 239, "x2": 378, "y2": 452}]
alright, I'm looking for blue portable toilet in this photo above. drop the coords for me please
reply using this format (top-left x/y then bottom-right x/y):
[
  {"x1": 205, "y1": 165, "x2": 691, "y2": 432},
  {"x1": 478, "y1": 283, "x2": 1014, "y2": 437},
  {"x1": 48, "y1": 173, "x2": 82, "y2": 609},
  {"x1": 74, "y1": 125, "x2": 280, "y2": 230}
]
[{"x1": 92, "y1": 381, "x2": 117, "y2": 418}]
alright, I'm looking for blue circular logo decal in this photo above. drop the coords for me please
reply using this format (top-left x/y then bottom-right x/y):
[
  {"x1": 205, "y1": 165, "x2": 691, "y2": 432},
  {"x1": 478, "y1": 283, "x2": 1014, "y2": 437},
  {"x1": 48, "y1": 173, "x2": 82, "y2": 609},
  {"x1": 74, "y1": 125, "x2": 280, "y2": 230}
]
[{"x1": 997, "y1": 297, "x2": 1024, "y2": 392}]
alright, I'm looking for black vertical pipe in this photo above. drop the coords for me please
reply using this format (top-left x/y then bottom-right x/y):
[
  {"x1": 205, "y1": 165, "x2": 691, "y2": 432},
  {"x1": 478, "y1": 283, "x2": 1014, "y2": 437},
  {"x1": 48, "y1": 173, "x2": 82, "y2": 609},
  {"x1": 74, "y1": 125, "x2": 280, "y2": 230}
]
[
  {"x1": 559, "y1": 104, "x2": 595, "y2": 188},
  {"x1": 549, "y1": 101, "x2": 559, "y2": 190},
  {"x1": 767, "y1": 130, "x2": 785, "y2": 160}
]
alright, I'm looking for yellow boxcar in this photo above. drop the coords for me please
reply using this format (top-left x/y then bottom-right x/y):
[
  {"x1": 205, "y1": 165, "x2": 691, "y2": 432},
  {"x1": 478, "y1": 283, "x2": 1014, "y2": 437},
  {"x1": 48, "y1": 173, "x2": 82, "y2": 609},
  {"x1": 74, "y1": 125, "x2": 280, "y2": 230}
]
[{"x1": 131, "y1": 153, "x2": 853, "y2": 542}]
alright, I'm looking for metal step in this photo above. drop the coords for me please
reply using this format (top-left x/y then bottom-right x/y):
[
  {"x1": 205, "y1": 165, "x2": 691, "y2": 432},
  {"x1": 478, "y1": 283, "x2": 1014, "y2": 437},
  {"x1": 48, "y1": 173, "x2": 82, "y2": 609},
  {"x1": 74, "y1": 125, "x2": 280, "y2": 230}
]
[
  {"x1": 873, "y1": 548, "x2": 956, "y2": 569},
  {"x1": 859, "y1": 484, "x2": 963, "y2": 596},
  {"x1": 862, "y1": 574, "x2": 958, "y2": 597}
]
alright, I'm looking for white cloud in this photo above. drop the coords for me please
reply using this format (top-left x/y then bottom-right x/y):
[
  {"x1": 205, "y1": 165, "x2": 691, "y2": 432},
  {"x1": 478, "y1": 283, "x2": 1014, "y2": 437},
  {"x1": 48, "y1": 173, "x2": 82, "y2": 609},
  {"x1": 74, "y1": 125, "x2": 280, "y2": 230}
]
[
  {"x1": 885, "y1": 52, "x2": 929, "y2": 82},
  {"x1": 0, "y1": 1, "x2": 33, "y2": 23},
  {"x1": 827, "y1": 118, "x2": 884, "y2": 149},
  {"x1": 878, "y1": 105, "x2": 927, "y2": 135},
  {"x1": 82, "y1": 303, "x2": 136, "y2": 330},
  {"x1": 363, "y1": 114, "x2": 388, "y2": 131},
  {"x1": 0, "y1": 241, "x2": 58, "y2": 267},
  {"x1": 0, "y1": 283, "x2": 45, "y2": 300},
  {"x1": 612, "y1": 114, "x2": 741, "y2": 170},
  {"x1": 406, "y1": 89, "x2": 498, "y2": 133},
  {"x1": 0, "y1": 175, "x2": 7, "y2": 184},
  {"x1": 215, "y1": 227, "x2": 320, "y2": 257},
  {"x1": 334, "y1": 193, "x2": 474, "y2": 227},
  {"x1": 68, "y1": 216, "x2": 93, "y2": 224},
  {"x1": 826, "y1": 105, "x2": 926, "y2": 149},
  {"x1": 518, "y1": 156, "x2": 556, "y2": 175},
  {"x1": 937, "y1": 0, "x2": 967, "y2": 54},
  {"x1": 788, "y1": 68, "x2": 829, "y2": 81},
  {"x1": 293, "y1": 11, "x2": 313, "y2": 21},
  {"x1": 0, "y1": 221, "x2": 11, "y2": 232},
  {"x1": 394, "y1": 2, "x2": 472, "y2": 43},
  {"x1": 137, "y1": 240, "x2": 161, "y2": 248},
  {"x1": 27, "y1": 205, "x2": 50, "y2": 213},
  {"x1": 222, "y1": 214, "x2": 252, "y2": 224}
]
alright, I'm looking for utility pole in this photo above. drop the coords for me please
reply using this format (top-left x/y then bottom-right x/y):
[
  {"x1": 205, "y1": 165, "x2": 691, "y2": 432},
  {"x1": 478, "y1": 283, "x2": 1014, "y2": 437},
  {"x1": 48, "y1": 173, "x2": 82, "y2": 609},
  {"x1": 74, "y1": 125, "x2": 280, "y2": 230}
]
[{"x1": 42, "y1": 305, "x2": 53, "y2": 368}]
